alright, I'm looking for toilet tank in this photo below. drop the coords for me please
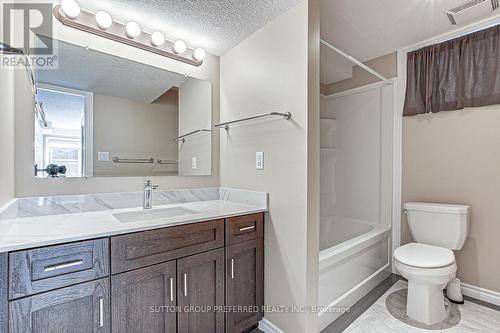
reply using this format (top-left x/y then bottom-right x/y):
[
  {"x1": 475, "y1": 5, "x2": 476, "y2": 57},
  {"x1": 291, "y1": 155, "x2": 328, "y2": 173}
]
[{"x1": 404, "y1": 202, "x2": 470, "y2": 250}]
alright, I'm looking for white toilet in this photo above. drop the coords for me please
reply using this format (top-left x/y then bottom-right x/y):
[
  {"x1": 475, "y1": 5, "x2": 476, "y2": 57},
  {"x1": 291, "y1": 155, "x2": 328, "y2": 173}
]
[{"x1": 394, "y1": 202, "x2": 470, "y2": 326}]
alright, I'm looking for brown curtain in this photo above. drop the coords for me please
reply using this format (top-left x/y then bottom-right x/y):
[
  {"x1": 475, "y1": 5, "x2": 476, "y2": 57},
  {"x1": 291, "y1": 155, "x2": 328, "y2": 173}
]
[{"x1": 403, "y1": 24, "x2": 500, "y2": 116}]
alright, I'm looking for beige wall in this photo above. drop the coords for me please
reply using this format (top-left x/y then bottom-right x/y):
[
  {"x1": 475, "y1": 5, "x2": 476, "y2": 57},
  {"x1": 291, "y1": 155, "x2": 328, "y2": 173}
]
[
  {"x1": 14, "y1": 9, "x2": 220, "y2": 197},
  {"x1": 321, "y1": 52, "x2": 397, "y2": 95},
  {"x1": 402, "y1": 105, "x2": 500, "y2": 292},
  {"x1": 93, "y1": 94, "x2": 178, "y2": 177},
  {"x1": 178, "y1": 78, "x2": 212, "y2": 176},
  {"x1": 0, "y1": 67, "x2": 15, "y2": 208},
  {"x1": 220, "y1": 1, "x2": 319, "y2": 331}
]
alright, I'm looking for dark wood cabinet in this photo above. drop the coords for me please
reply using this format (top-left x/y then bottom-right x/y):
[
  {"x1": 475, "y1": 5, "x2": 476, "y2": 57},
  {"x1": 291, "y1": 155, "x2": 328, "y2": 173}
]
[
  {"x1": 1, "y1": 212, "x2": 264, "y2": 333},
  {"x1": 9, "y1": 278, "x2": 110, "y2": 333},
  {"x1": 112, "y1": 261, "x2": 177, "y2": 333},
  {"x1": 177, "y1": 248, "x2": 225, "y2": 333},
  {"x1": 1, "y1": 253, "x2": 8, "y2": 333},
  {"x1": 225, "y1": 238, "x2": 264, "y2": 333}
]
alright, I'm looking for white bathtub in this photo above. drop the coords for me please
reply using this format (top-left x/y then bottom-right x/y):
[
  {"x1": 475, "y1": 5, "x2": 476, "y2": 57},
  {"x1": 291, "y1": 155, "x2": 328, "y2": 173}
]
[{"x1": 318, "y1": 217, "x2": 391, "y2": 331}]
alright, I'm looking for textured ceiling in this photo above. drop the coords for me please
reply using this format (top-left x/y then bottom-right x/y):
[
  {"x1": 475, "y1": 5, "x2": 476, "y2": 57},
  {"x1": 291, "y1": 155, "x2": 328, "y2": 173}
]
[
  {"x1": 320, "y1": 0, "x2": 500, "y2": 84},
  {"x1": 37, "y1": 38, "x2": 187, "y2": 102},
  {"x1": 78, "y1": 0, "x2": 301, "y2": 56}
]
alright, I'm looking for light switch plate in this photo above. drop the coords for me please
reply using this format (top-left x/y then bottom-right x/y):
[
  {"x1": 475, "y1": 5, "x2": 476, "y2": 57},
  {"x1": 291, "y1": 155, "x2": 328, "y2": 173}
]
[
  {"x1": 191, "y1": 157, "x2": 197, "y2": 170},
  {"x1": 256, "y1": 152, "x2": 264, "y2": 170},
  {"x1": 98, "y1": 152, "x2": 109, "y2": 161}
]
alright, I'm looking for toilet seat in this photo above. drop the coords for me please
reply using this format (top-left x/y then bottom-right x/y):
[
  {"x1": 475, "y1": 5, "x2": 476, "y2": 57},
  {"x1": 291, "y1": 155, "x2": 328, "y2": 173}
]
[{"x1": 394, "y1": 243, "x2": 455, "y2": 268}]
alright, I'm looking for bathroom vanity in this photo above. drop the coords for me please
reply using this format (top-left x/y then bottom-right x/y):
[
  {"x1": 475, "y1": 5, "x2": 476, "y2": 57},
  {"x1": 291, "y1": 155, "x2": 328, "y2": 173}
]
[
  {"x1": 1, "y1": 25, "x2": 267, "y2": 332},
  {"x1": 0, "y1": 189, "x2": 267, "y2": 333}
]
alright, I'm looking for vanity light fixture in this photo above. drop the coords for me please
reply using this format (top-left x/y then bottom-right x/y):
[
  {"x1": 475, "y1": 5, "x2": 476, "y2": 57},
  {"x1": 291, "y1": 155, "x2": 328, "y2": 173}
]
[
  {"x1": 193, "y1": 48, "x2": 206, "y2": 61},
  {"x1": 53, "y1": 1, "x2": 205, "y2": 66},
  {"x1": 61, "y1": 0, "x2": 80, "y2": 19},
  {"x1": 173, "y1": 40, "x2": 187, "y2": 54},
  {"x1": 125, "y1": 21, "x2": 141, "y2": 38},
  {"x1": 95, "y1": 11, "x2": 112, "y2": 30},
  {"x1": 151, "y1": 31, "x2": 165, "y2": 47}
]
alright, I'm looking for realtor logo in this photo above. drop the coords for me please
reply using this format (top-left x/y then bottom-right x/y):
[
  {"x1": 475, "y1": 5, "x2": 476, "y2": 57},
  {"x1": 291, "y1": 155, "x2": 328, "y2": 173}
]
[
  {"x1": 1, "y1": 2, "x2": 57, "y2": 69},
  {"x1": 2, "y1": 2, "x2": 53, "y2": 54}
]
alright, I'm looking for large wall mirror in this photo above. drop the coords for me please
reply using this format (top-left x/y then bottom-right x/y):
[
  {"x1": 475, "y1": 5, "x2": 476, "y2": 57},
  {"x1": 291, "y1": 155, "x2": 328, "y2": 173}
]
[{"x1": 33, "y1": 38, "x2": 212, "y2": 178}]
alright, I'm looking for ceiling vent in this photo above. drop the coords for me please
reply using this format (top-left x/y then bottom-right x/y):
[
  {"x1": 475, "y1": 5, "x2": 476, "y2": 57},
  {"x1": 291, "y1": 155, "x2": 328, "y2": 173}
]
[{"x1": 447, "y1": 0, "x2": 499, "y2": 25}]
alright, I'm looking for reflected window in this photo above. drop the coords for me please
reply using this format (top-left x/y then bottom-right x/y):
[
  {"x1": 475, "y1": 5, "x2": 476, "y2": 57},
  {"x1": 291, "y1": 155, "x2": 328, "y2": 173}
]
[{"x1": 34, "y1": 85, "x2": 92, "y2": 178}]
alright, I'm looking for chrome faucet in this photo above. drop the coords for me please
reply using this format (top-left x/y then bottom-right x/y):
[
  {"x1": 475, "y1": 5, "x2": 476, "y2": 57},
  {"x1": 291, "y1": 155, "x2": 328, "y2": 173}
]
[{"x1": 143, "y1": 179, "x2": 159, "y2": 209}]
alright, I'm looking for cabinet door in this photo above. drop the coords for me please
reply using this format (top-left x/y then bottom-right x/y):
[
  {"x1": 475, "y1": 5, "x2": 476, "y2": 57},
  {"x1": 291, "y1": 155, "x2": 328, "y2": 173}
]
[
  {"x1": 9, "y1": 278, "x2": 110, "y2": 333},
  {"x1": 111, "y1": 261, "x2": 177, "y2": 333},
  {"x1": 226, "y1": 238, "x2": 264, "y2": 333},
  {"x1": 177, "y1": 248, "x2": 224, "y2": 333}
]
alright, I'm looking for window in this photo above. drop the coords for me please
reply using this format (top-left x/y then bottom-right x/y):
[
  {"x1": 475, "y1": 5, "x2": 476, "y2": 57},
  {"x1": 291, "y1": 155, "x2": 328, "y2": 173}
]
[{"x1": 34, "y1": 84, "x2": 93, "y2": 178}]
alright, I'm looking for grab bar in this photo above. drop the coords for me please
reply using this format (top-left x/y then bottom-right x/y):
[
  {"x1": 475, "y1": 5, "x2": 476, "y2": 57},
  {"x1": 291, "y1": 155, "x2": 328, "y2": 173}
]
[
  {"x1": 215, "y1": 112, "x2": 291, "y2": 130},
  {"x1": 112, "y1": 157, "x2": 155, "y2": 164},
  {"x1": 157, "y1": 159, "x2": 178, "y2": 165},
  {"x1": 173, "y1": 129, "x2": 212, "y2": 143}
]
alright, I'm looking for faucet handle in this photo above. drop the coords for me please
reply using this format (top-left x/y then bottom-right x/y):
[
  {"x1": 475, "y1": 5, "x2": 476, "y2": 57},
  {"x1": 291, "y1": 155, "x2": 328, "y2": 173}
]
[{"x1": 144, "y1": 179, "x2": 159, "y2": 188}]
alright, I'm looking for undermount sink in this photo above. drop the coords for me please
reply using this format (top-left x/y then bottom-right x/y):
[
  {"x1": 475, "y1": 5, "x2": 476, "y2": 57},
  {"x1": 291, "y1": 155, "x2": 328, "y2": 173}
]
[{"x1": 113, "y1": 207, "x2": 199, "y2": 223}]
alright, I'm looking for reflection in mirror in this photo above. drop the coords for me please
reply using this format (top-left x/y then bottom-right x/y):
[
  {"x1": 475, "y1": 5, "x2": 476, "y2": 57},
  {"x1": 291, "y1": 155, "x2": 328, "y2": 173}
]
[{"x1": 33, "y1": 38, "x2": 212, "y2": 178}]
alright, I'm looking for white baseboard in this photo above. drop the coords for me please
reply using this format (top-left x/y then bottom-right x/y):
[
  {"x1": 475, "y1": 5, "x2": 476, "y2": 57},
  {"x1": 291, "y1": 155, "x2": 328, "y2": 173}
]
[
  {"x1": 259, "y1": 318, "x2": 285, "y2": 333},
  {"x1": 462, "y1": 282, "x2": 500, "y2": 306}
]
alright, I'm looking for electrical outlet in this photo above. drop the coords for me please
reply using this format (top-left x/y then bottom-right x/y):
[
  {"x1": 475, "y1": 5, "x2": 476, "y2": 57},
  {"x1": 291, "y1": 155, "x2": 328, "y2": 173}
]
[
  {"x1": 191, "y1": 157, "x2": 197, "y2": 170},
  {"x1": 256, "y1": 152, "x2": 264, "y2": 170},
  {"x1": 98, "y1": 152, "x2": 109, "y2": 161}
]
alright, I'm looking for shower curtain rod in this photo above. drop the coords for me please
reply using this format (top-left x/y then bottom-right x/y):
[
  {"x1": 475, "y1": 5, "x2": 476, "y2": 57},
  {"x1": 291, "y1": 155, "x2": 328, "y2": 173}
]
[{"x1": 320, "y1": 39, "x2": 393, "y2": 86}]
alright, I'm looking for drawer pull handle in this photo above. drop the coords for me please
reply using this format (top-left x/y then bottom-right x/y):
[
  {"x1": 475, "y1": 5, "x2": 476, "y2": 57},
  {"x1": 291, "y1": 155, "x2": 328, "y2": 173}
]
[
  {"x1": 99, "y1": 297, "x2": 104, "y2": 327},
  {"x1": 183, "y1": 273, "x2": 188, "y2": 297},
  {"x1": 231, "y1": 259, "x2": 234, "y2": 279},
  {"x1": 169, "y1": 277, "x2": 174, "y2": 302},
  {"x1": 239, "y1": 225, "x2": 255, "y2": 232},
  {"x1": 43, "y1": 259, "x2": 84, "y2": 272}
]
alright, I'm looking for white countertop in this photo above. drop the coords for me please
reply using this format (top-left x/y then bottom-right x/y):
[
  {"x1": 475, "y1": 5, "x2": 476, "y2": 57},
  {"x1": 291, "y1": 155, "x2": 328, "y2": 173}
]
[{"x1": 0, "y1": 200, "x2": 266, "y2": 253}]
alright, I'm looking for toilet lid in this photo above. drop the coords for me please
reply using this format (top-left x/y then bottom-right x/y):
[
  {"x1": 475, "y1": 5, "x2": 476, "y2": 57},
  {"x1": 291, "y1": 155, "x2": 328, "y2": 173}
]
[{"x1": 394, "y1": 243, "x2": 455, "y2": 268}]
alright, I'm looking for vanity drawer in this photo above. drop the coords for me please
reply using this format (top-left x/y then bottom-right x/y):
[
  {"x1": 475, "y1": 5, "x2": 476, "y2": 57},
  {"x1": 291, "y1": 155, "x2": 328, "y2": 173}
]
[
  {"x1": 9, "y1": 238, "x2": 109, "y2": 300},
  {"x1": 111, "y1": 219, "x2": 224, "y2": 274},
  {"x1": 225, "y1": 213, "x2": 264, "y2": 245}
]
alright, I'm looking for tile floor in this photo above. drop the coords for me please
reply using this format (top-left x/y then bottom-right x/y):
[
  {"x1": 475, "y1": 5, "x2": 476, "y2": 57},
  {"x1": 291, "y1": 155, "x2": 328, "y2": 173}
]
[{"x1": 344, "y1": 280, "x2": 500, "y2": 333}]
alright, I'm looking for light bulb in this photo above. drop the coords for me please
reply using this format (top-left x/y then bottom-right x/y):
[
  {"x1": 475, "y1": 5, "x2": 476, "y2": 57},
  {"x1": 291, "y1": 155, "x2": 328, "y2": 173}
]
[
  {"x1": 173, "y1": 40, "x2": 187, "y2": 54},
  {"x1": 193, "y1": 48, "x2": 206, "y2": 61},
  {"x1": 61, "y1": 0, "x2": 80, "y2": 19},
  {"x1": 151, "y1": 31, "x2": 165, "y2": 47},
  {"x1": 125, "y1": 21, "x2": 141, "y2": 38},
  {"x1": 95, "y1": 11, "x2": 112, "y2": 30}
]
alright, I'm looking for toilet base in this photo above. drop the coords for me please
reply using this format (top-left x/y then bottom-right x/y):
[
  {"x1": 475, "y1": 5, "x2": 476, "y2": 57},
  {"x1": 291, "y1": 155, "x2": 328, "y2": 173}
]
[
  {"x1": 394, "y1": 259, "x2": 457, "y2": 327},
  {"x1": 407, "y1": 281, "x2": 448, "y2": 325}
]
